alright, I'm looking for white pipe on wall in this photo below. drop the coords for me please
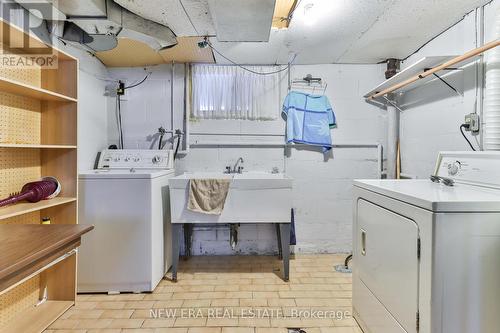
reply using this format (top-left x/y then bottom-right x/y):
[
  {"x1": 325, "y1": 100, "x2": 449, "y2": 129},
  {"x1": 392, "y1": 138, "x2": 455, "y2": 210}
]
[
  {"x1": 188, "y1": 142, "x2": 384, "y2": 179},
  {"x1": 484, "y1": 7, "x2": 500, "y2": 150}
]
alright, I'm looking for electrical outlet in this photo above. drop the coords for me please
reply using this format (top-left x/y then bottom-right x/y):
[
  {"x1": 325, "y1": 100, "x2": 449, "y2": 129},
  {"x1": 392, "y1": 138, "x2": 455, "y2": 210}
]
[{"x1": 464, "y1": 113, "x2": 480, "y2": 135}]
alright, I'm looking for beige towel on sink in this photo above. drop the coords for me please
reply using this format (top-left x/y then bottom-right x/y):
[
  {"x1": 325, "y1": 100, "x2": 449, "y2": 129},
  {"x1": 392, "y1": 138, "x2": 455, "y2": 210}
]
[{"x1": 188, "y1": 179, "x2": 231, "y2": 215}]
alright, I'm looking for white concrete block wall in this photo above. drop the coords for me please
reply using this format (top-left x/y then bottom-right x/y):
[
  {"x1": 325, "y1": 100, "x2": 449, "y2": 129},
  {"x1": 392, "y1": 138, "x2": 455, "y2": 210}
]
[
  {"x1": 287, "y1": 148, "x2": 380, "y2": 253},
  {"x1": 485, "y1": 0, "x2": 500, "y2": 42},
  {"x1": 400, "y1": 1, "x2": 498, "y2": 178},
  {"x1": 77, "y1": 69, "x2": 109, "y2": 171},
  {"x1": 107, "y1": 64, "x2": 186, "y2": 150}
]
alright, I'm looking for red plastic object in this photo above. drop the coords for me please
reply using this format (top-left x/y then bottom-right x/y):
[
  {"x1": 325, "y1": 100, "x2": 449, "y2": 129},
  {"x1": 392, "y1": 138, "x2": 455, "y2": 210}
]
[{"x1": 0, "y1": 179, "x2": 58, "y2": 207}]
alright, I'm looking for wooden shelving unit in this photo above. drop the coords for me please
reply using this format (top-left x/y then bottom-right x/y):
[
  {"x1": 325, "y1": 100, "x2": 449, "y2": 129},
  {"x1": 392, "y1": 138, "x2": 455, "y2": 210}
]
[{"x1": 0, "y1": 17, "x2": 79, "y2": 333}]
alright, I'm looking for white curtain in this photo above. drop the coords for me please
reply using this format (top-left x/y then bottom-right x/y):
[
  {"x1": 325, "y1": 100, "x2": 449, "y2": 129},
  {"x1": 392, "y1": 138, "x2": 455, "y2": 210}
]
[{"x1": 192, "y1": 64, "x2": 282, "y2": 120}]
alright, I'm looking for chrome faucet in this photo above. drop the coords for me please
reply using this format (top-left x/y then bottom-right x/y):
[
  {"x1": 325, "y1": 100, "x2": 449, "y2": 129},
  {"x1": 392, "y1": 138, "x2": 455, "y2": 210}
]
[
  {"x1": 225, "y1": 157, "x2": 244, "y2": 174},
  {"x1": 233, "y1": 157, "x2": 244, "y2": 173}
]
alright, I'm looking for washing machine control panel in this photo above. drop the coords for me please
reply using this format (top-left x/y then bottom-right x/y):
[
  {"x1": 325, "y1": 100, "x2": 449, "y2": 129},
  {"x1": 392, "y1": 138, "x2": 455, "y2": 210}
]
[
  {"x1": 435, "y1": 151, "x2": 500, "y2": 188},
  {"x1": 97, "y1": 149, "x2": 174, "y2": 169}
]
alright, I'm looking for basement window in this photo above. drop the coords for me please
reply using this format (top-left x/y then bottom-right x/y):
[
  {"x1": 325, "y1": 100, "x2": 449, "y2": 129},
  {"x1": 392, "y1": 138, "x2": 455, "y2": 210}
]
[{"x1": 191, "y1": 64, "x2": 284, "y2": 120}]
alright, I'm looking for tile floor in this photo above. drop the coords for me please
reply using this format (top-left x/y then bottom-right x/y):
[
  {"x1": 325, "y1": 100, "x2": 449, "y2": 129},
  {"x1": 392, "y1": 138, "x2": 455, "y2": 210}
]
[{"x1": 45, "y1": 255, "x2": 361, "y2": 333}]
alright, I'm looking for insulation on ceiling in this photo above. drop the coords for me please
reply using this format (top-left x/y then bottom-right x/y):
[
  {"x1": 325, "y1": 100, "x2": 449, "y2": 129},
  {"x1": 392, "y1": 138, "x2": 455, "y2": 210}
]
[{"x1": 96, "y1": 37, "x2": 214, "y2": 67}]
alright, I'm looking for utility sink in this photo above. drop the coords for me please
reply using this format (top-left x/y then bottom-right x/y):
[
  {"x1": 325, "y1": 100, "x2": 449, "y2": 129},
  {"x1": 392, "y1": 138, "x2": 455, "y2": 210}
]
[{"x1": 169, "y1": 172, "x2": 293, "y2": 224}]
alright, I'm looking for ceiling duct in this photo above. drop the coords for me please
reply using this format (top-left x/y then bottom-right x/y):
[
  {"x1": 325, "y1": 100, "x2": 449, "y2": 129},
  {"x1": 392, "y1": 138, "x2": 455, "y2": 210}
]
[
  {"x1": 58, "y1": 21, "x2": 118, "y2": 52},
  {"x1": 62, "y1": 22, "x2": 93, "y2": 44},
  {"x1": 14, "y1": 0, "x2": 177, "y2": 51}
]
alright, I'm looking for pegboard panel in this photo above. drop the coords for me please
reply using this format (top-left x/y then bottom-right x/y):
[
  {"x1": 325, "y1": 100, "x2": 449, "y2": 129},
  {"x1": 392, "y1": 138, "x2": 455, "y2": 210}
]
[
  {"x1": 0, "y1": 66, "x2": 41, "y2": 87},
  {"x1": 0, "y1": 275, "x2": 40, "y2": 327},
  {"x1": 0, "y1": 44, "x2": 42, "y2": 87},
  {"x1": 0, "y1": 92, "x2": 41, "y2": 145},
  {"x1": 0, "y1": 148, "x2": 41, "y2": 198},
  {"x1": 0, "y1": 211, "x2": 40, "y2": 225}
]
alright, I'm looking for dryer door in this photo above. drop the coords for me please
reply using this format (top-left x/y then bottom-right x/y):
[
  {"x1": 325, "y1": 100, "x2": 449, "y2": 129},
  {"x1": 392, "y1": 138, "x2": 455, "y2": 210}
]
[{"x1": 357, "y1": 199, "x2": 419, "y2": 333}]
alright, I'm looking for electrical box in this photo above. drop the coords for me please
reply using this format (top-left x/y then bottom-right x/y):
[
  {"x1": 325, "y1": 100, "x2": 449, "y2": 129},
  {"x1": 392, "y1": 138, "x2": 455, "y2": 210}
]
[
  {"x1": 117, "y1": 81, "x2": 125, "y2": 95},
  {"x1": 465, "y1": 113, "x2": 480, "y2": 135}
]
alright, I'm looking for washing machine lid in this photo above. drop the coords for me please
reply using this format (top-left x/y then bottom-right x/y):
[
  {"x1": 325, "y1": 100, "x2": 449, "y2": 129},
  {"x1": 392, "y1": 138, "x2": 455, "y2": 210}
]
[
  {"x1": 79, "y1": 169, "x2": 176, "y2": 180},
  {"x1": 354, "y1": 179, "x2": 500, "y2": 212}
]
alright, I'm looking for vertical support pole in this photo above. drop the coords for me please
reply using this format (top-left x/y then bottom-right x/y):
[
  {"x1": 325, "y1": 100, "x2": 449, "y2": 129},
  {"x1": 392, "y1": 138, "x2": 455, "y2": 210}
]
[
  {"x1": 183, "y1": 63, "x2": 189, "y2": 152},
  {"x1": 171, "y1": 224, "x2": 182, "y2": 282},
  {"x1": 386, "y1": 93, "x2": 400, "y2": 179},
  {"x1": 279, "y1": 223, "x2": 291, "y2": 282}
]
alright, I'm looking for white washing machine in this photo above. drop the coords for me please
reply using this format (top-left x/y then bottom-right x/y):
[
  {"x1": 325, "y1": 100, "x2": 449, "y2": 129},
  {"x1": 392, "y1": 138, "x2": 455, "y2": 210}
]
[
  {"x1": 353, "y1": 151, "x2": 500, "y2": 333},
  {"x1": 78, "y1": 149, "x2": 175, "y2": 293}
]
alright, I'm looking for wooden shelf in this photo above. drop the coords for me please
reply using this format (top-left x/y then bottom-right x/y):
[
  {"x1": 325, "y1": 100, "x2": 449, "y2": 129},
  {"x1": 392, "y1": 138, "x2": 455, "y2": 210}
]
[
  {"x1": 363, "y1": 56, "x2": 456, "y2": 98},
  {"x1": 0, "y1": 144, "x2": 76, "y2": 149},
  {"x1": 0, "y1": 197, "x2": 77, "y2": 221},
  {"x1": 0, "y1": 300, "x2": 72, "y2": 333},
  {"x1": 365, "y1": 39, "x2": 500, "y2": 100},
  {"x1": 0, "y1": 76, "x2": 77, "y2": 102}
]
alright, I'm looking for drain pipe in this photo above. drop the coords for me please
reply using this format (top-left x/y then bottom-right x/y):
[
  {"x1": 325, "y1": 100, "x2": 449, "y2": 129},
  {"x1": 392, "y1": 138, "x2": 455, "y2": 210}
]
[{"x1": 385, "y1": 59, "x2": 400, "y2": 179}]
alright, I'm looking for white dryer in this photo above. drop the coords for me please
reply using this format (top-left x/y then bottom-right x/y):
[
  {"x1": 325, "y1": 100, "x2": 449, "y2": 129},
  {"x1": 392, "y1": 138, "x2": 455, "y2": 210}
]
[
  {"x1": 353, "y1": 151, "x2": 500, "y2": 333},
  {"x1": 78, "y1": 149, "x2": 175, "y2": 293}
]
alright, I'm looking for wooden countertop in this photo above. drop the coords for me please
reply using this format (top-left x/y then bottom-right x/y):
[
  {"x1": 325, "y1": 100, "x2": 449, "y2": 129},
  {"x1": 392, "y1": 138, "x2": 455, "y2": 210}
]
[{"x1": 0, "y1": 224, "x2": 94, "y2": 282}]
